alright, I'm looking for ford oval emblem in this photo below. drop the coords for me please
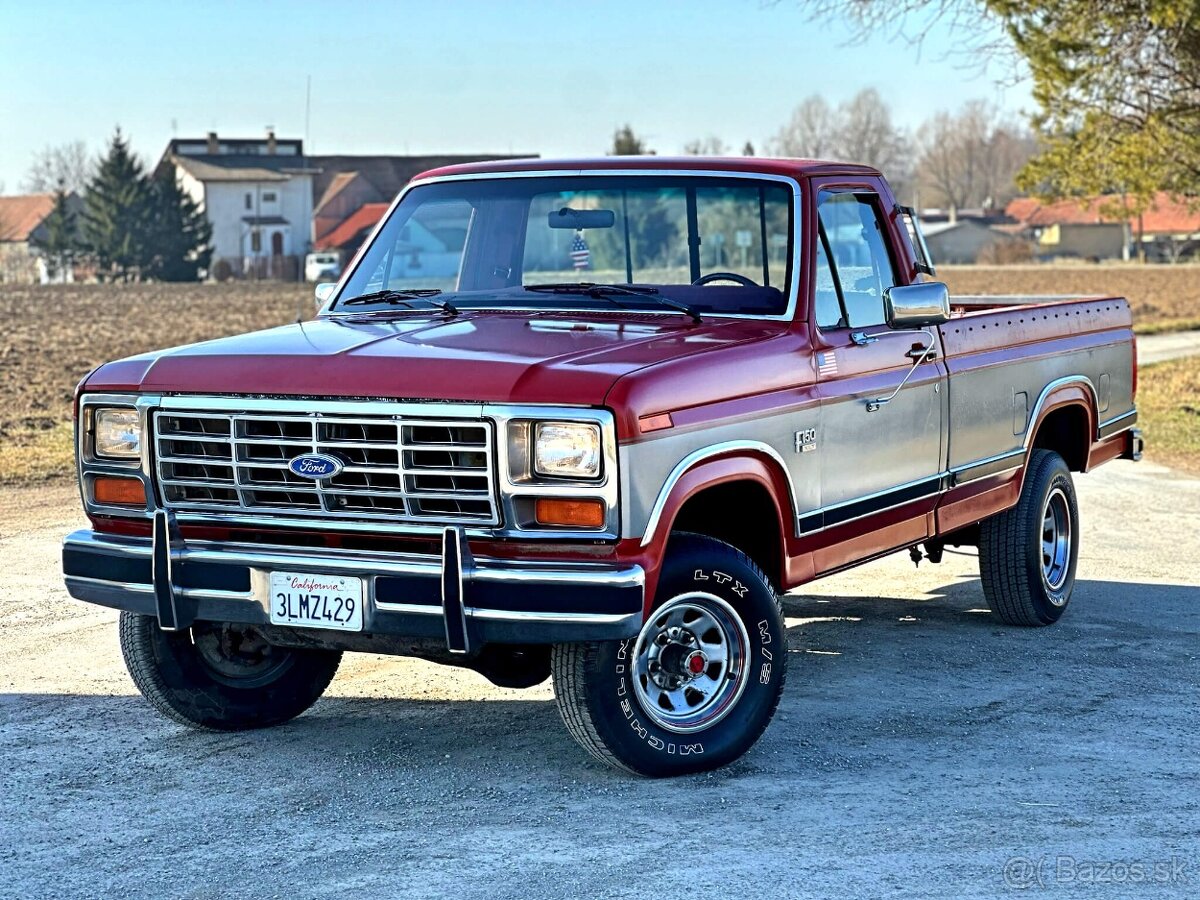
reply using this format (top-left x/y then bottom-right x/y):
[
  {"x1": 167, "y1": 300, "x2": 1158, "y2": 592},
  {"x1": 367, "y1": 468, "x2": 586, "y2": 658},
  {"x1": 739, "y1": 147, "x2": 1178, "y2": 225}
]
[{"x1": 288, "y1": 453, "x2": 343, "y2": 480}]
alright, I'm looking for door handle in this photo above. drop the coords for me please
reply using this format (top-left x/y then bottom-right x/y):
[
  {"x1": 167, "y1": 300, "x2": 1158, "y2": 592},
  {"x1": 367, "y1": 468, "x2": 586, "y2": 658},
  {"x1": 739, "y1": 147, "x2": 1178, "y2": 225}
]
[
  {"x1": 906, "y1": 344, "x2": 937, "y2": 361},
  {"x1": 865, "y1": 328, "x2": 938, "y2": 412}
]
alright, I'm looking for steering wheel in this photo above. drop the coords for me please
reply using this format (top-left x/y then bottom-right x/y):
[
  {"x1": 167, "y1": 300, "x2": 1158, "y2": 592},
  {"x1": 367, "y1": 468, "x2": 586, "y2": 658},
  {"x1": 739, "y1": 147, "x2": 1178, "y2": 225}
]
[{"x1": 692, "y1": 272, "x2": 758, "y2": 287}]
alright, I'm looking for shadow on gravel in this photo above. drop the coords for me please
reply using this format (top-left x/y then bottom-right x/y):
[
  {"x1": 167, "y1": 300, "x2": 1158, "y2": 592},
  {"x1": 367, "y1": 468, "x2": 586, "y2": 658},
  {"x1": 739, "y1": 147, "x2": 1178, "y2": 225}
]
[{"x1": 2, "y1": 578, "x2": 1194, "y2": 784}]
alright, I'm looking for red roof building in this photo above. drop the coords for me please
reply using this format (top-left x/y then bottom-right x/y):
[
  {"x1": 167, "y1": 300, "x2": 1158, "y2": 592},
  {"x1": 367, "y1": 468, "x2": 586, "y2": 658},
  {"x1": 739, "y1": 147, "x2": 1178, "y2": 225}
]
[
  {"x1": 315, "y1": 202, "x2": 391, "y2": 253},
  {"x1": 1004, "y1": 192, "x2": 1200, "y2": 261}
]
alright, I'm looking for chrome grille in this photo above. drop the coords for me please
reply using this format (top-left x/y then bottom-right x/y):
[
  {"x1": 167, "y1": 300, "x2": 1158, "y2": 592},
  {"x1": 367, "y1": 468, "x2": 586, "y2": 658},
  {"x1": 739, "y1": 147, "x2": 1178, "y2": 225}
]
[{"x1": 154, "y1": 408, "x2": 498, "y2": 525}]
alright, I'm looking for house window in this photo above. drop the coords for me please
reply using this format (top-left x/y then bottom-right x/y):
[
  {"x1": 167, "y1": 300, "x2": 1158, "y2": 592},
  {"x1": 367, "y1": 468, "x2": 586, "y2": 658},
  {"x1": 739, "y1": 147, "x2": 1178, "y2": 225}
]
[
  {"x1": 250, "y1": 230, "x2": 262, "y2": 253},
  {"x1": 245, "y1": 193, "x2": 252, "y2": 210},
  {"x1": 262, "y1": 191, "x2": 277, "y2": 203}
]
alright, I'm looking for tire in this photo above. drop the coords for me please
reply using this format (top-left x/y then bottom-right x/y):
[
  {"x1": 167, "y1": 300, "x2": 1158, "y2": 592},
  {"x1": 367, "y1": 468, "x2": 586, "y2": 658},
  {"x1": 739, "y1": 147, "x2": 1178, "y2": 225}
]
[
  {"x1": 979, "y1": 449, "x2": 1080, "y2": 626},
  {"x1": 118, "y1": 612, "x2": 342, "y2": 730},
  {"x1": 552, "y1": 532, "x2": 787, "y2": 776}
]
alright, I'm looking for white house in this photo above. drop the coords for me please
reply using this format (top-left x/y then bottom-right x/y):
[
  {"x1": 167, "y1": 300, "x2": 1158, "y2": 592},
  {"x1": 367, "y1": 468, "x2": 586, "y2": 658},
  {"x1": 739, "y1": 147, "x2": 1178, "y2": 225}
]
[{"x1": 156, "y1": 132, "x2": 319, "y2": 279}]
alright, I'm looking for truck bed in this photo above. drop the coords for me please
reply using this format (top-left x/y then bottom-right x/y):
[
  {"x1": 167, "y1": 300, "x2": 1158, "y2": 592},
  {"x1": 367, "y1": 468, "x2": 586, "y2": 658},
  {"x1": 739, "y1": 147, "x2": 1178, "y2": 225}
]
[{"x1": 937, "y1": 294, "x2": 1136, "y2": 474}]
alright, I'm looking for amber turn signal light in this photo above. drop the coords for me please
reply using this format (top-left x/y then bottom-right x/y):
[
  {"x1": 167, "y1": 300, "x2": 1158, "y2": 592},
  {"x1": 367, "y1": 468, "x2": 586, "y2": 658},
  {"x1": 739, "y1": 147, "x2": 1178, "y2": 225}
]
[
  {"x1": 534, "y1": 498, "x2": 605, "y2": 528},
  {"x1": 92, "y1": 475, "x2": 146, "y2": 507}
]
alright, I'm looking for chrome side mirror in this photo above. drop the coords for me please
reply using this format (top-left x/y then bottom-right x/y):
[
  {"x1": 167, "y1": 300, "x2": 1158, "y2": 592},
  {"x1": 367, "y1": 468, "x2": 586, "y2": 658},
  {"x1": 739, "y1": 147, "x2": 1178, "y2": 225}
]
[
  {"x1": 314, "y1": 282, "x2": 337, "y2": 310},
  {"x1": 883, "y1": 281, "x2": 950, "y2": 329}
]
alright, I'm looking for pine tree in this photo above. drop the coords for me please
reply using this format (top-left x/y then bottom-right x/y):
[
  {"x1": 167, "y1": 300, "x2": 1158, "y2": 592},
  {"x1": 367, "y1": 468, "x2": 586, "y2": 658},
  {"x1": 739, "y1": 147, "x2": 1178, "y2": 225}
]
[
  {"x1": 144, "y1": 169, "x2": 212, "y2": 282},
  {"x1": 82, "y1": 128, "x2": 152, "y2": 281},
  {"x1": 35, "y1": 182, "x2": 79, "y2": 281},
  {"x1": 609, "y1": 125, "x2": 653, "y2": 156}
]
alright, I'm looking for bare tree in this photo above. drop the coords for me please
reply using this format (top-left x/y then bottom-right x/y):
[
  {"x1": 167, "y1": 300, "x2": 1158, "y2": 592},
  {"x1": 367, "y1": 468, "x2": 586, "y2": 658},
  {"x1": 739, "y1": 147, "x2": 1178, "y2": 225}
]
[
  {"x1": 916, "y1": 100, "x2": 1035, "y2": 212},
  {"x1": 682, "y1": 136, "x2": 730, "y2": 156},
  {"x1": 770, "y1": 95, "x2": 838, "y2": 158},
  {"x1": 770, "y1": 90, "x2": 913, "y2": 198},
  {"x1": 22, "y1": 141, "x2": 91, "y2": 194},
  {"x1": 837, "y1": 88, "x2": 909, "y2": 174}
]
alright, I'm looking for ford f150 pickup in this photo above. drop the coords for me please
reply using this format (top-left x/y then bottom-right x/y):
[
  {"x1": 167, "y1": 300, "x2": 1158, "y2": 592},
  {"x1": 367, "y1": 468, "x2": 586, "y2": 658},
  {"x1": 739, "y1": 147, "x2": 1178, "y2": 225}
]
[{"x1": 63, "y1": 157, "x2": 1143, "y2": 776}]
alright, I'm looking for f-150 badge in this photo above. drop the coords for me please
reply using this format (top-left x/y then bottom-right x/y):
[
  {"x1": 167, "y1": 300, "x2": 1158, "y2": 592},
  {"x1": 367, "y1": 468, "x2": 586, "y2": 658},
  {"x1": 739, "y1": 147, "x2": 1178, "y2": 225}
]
[{"x1": 794, "y1": 429, "x2": 817, "y2": 453}]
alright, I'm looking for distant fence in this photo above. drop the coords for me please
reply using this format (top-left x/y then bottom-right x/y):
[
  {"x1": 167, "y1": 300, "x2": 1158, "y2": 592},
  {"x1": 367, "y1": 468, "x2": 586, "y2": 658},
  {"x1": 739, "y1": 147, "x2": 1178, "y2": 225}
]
[{"x1": 212, "y1": 255, "x2": 301, "y2": 282}]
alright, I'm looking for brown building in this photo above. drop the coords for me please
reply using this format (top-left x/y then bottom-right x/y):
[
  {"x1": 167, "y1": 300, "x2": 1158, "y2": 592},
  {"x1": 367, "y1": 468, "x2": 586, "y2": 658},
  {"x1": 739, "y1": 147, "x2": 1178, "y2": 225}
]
[
  {"x1": 0, "y1": 193, "x2": 82, "y2": 283},
  {"x1": 310, "y1": 154, "x2": 535, "y2": 256}
]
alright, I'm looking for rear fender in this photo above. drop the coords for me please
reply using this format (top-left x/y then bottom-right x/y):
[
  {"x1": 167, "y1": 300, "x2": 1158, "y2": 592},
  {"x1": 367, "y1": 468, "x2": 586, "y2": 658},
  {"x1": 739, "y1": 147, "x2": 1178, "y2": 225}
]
[{"x1": 1022, "y1": 380, "x2": 1097, "y2": 480}]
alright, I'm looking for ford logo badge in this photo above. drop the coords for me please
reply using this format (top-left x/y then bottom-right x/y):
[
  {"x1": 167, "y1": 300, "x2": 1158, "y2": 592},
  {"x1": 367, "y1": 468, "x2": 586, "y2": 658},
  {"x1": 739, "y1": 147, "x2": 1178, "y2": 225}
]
[{"x1": 288, "y1": 453, "x2": 343, "y2": 480}]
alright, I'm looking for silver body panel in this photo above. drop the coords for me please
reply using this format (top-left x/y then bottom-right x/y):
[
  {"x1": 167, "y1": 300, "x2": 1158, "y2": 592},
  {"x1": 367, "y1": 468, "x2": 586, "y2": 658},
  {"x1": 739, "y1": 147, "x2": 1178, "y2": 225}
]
[
  {"x1": 626, "y1": 308, "x2": 1135, "y2": 547},
  {"x1": 943, "y1": 334, "x2": 1135, "y2": 472}
]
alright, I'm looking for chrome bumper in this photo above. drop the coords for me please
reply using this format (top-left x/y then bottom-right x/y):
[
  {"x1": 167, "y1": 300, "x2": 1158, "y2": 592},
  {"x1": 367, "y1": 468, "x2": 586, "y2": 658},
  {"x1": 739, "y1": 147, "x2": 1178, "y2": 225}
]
[
  {"x1": 62, "y1": 512, "x2": 644, "y2": 650},
  {"x1": 1123, "y1": 427, "x2": 1145, "y2": 462}
]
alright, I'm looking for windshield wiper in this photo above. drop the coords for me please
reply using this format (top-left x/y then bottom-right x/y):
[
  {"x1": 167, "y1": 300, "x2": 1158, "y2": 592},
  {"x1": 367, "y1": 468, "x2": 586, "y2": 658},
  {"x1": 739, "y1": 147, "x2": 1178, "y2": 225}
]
[
  {"x1": 340, "y1": 289, "x2": 459, "y2": 316},
  {"x1": 523, "y1": 283, "x2": 701, "y2": 323}
]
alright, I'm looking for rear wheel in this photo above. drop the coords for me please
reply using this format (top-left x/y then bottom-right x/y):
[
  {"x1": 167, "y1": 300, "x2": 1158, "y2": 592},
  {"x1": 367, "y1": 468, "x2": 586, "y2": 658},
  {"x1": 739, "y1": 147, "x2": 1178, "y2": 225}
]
[
  {"x1": 552, "y1": 533, "x2": 786, "y2": 776},
  {"x1": 979, "y1": 449, "x2": 1080, "y2": 626},
  {"x1": 119, "y1": 613, "x2": 342, "y2": 730}
]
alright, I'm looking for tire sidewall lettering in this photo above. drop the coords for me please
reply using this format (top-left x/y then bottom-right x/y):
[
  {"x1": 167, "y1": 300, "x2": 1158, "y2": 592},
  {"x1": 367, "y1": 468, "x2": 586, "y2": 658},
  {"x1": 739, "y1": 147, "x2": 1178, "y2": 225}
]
[{"x1": 612, "y1": 566, "x2": 783, "y2": 758}]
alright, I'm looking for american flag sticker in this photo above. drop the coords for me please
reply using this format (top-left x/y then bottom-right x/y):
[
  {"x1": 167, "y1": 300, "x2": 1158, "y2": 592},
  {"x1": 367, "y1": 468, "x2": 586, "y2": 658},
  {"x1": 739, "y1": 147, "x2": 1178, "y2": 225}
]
[
  {"x1": 817, "y1": 351, "x2": 838, "y2": 377},
  {"x1": 570, "y1": 231, "x2": 590, "y2": 270}
]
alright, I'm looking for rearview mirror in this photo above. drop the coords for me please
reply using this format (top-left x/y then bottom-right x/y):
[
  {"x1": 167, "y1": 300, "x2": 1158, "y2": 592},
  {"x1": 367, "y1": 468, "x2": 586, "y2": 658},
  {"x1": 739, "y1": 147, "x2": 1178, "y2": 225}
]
[
  {"x1": 548, "y1": 207, "x2": 615, "y2": 229},
  {"x1": 314, "y1": 282, "x2": 337, "y2": 309},
  {"x1": 883, "y1": 282, "x2": 950, "y2": 328}
]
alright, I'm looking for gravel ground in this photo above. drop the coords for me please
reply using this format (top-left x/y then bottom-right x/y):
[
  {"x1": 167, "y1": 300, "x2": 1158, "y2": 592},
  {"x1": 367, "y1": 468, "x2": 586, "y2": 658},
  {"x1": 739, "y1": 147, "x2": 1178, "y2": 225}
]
[{"x1": 1, "y1": 461, "x2": 1197, "y2": 899}]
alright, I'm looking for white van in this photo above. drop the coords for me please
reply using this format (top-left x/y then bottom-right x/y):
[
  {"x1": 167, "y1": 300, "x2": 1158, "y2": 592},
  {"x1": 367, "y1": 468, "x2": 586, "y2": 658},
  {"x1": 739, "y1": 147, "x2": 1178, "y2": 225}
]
[{"x1": 304, "y1": 252, "x2": 342, "y2": 283}]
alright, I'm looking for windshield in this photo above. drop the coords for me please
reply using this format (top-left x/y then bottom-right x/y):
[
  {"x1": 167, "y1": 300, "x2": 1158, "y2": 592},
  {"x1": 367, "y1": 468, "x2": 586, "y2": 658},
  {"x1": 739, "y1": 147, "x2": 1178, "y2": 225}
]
[{"x1": 332, "y1": 175, "x2": 795, "y2": 317}]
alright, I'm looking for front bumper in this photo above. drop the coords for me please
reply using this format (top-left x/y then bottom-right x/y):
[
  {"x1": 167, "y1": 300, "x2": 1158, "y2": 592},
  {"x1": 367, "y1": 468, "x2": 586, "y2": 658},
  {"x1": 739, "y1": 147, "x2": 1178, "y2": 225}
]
[{"x1": 63, "y1": 512, "x2": 644, "y2": 650}]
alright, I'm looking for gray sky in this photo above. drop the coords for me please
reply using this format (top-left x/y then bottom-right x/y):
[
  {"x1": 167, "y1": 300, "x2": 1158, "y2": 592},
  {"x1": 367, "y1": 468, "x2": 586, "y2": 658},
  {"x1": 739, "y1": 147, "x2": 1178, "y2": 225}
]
[{"x1": 0, "y1": 0, "x2": 1030, "y2": 191}]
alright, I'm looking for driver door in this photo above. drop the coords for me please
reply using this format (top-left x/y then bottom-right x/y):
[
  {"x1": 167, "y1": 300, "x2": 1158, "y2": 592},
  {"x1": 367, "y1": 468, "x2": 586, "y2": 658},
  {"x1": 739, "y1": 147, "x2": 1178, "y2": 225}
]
[{"x1": 808, "y1": 187, "x2": 946, "y2": 570}]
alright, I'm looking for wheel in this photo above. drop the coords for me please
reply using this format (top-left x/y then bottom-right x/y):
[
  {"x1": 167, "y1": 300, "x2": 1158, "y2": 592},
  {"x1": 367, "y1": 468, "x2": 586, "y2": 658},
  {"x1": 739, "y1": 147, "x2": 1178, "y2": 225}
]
[
  {"x1": 979, "y1": 449, "x2": 1080, "y2": 626},
  {"x1": 118, "y1": 613, "x2": 342, "y2": 730},
  {"x1": 552, "y1": 533, "x2": 787, "y2": 776}
]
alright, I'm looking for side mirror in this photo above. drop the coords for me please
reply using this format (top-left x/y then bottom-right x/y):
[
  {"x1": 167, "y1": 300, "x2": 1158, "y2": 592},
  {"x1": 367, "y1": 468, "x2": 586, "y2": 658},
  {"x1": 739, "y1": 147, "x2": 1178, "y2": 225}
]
[
  {"x1": 314, "y1": 282, "x2": 337, "y2": 310},
  {"x1": 883, "y1": 281, "x2": 950, "y2": 328}
]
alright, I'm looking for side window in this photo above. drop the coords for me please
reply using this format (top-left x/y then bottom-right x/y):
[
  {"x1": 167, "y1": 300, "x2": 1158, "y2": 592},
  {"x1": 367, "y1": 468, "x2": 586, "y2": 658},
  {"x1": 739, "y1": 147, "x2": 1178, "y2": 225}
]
[
  {"x1": 816, "y1": 192, "x2": 897, "y2": 328},
  {"x1": 813, "y1": 230, "x2": 844, "y2": 329}
]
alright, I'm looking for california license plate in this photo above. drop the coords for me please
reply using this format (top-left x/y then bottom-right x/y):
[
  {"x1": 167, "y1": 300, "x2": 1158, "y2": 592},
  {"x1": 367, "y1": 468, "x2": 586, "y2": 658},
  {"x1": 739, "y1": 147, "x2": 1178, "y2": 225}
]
[{"x1": 268, "y1": 571, "x2": 364, "y2": 632}]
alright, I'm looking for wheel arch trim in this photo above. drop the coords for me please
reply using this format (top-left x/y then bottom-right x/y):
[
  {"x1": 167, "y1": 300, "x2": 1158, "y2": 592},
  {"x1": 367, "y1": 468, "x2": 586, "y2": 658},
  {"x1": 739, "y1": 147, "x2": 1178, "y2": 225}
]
[
  {"x1": 1022, "y1": 375, "x2": 1099, "y2": 475},
  {"x1": 638, "y1": 441, "x2": 798, "y2": 549}
]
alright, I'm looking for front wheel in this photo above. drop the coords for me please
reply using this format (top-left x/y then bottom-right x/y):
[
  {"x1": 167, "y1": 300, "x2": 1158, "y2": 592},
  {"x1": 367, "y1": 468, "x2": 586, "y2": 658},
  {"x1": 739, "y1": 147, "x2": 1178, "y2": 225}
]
[
  {"x1": 552, "y1": 533, "x2": 787, "y2": 776},
  {"x1": 119, "y1": 613, "x2": 342, "y2": 730},
  {"x1": 979, "y1": 449, "x2": 1080, "y2": 626}
]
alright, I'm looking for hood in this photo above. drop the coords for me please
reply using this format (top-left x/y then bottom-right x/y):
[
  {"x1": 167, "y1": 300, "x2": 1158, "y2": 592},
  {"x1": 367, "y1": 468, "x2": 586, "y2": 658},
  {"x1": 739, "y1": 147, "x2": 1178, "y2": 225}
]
[{"x1": 84, "y1": 311, "x2": 784, "y2": 406}]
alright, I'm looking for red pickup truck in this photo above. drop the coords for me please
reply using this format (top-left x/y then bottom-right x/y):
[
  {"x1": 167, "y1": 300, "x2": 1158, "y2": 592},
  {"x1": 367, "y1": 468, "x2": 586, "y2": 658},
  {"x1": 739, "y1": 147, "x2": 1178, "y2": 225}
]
[{"x1": 64, "y1": 157, "x2": 1142, "y2": 776}]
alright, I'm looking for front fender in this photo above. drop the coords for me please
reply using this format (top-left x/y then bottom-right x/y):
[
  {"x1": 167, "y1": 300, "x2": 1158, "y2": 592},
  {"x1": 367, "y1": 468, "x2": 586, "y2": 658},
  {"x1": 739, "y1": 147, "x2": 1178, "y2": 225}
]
[{"x1": 628, "y1": 451, "x2": 794, "y2": 606}]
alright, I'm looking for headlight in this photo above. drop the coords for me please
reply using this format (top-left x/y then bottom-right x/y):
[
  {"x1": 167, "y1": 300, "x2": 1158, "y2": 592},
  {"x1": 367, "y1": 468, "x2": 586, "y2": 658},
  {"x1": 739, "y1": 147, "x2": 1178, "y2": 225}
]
[
  {"x1": 94, "y1": 408, "x2": 141, "y2": 459},
  {"x1": 534, "y1": 422, "x2": 601, "y2": 479}
]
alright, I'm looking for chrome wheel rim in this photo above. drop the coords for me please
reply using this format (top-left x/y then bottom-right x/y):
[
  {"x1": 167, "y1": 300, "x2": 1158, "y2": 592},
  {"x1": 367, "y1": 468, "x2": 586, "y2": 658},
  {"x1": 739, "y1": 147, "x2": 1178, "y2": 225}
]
[
  {"x1": 1041, "y1": 487, "x2": 1072, "y2": 596},
  {"x1": 631, "y1": 593, "x2": 750, "y2": 733}
]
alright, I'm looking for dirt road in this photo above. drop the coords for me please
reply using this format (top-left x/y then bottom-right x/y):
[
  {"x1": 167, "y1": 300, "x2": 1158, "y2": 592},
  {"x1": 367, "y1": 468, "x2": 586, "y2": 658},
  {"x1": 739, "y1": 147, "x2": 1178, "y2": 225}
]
[
  {"x1": 1138, "y1": 328, "x2": 1200, "y2": 365},
  {"x1": 2, "y1": 462, "x2": 1197, "y2": 899}
]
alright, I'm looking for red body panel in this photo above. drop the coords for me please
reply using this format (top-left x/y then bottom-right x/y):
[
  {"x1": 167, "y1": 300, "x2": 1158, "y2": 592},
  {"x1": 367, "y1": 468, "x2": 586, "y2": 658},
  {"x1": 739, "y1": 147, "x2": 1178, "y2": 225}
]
[
  {"x1": 79, "y1": 157, "x2": 1137, "y2": 601},
  {"x1": 85, "y1": 312, "x2": 783, "y2": 411}
]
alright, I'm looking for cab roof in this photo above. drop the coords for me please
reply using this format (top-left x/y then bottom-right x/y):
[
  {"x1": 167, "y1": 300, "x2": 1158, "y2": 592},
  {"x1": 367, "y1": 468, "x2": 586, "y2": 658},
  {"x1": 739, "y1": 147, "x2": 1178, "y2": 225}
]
[{"x1": 413, "y1": 156, "x2": 882, "y2": 183}]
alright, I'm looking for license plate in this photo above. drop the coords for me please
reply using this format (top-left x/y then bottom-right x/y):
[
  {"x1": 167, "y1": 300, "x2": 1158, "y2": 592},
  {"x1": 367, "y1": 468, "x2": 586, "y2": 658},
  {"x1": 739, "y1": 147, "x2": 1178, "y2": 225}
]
[{"x1": 268, "y1": 570, "x2": 364, "y2": 632}]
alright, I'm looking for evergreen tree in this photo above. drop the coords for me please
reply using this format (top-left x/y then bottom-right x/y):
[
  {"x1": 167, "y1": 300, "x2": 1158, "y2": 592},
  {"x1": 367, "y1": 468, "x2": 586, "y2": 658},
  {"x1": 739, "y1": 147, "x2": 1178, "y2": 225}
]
[
  {"x1": 609, "y1": 125, "x2": 653, "y2": 156},
  {"x1": 82, "y1": 128, "x2": 152, "y2": 281},
  {"x1": 35, "y1": 182, "x2": 79, "y2": 281},
  {"x1": 144, "y1": 169, "x2": 212, "y2": 282}
]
